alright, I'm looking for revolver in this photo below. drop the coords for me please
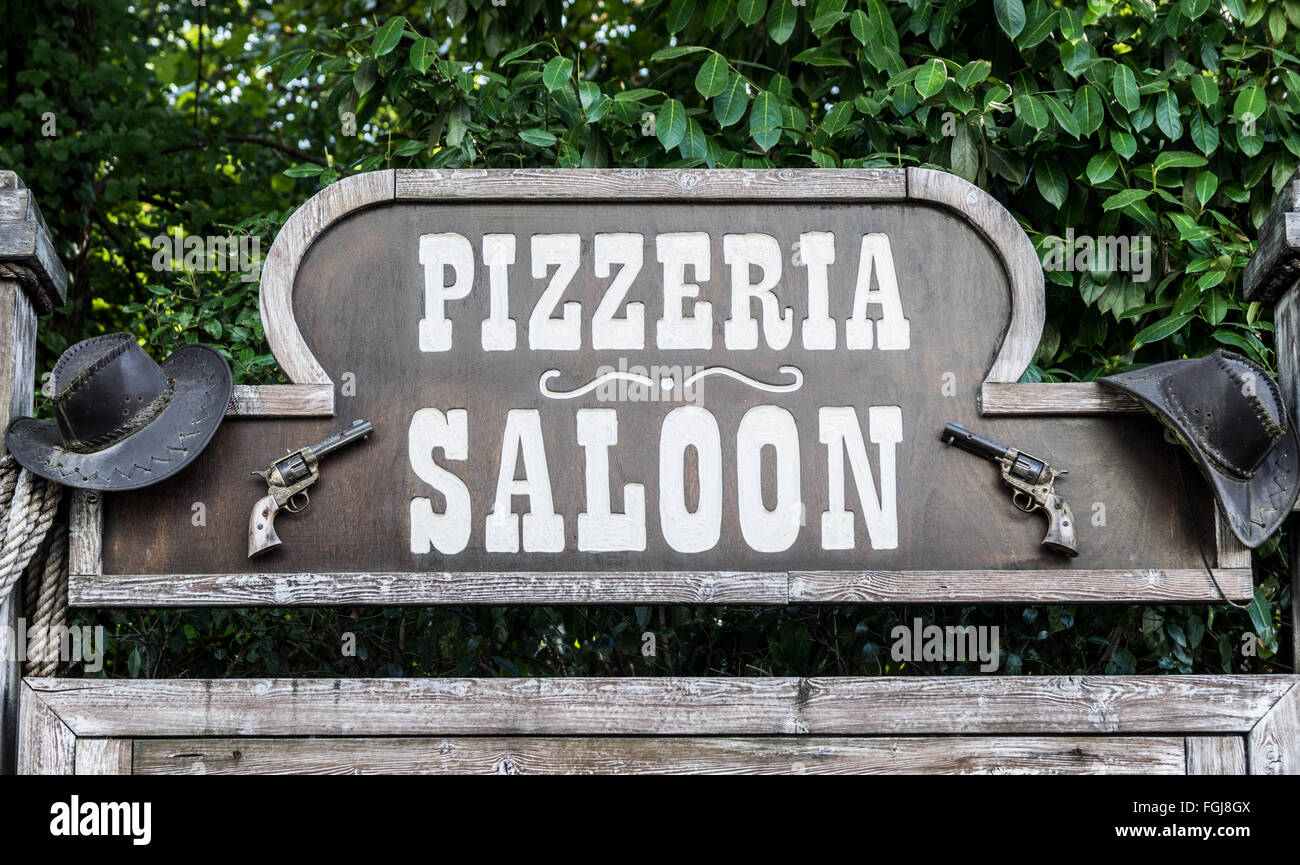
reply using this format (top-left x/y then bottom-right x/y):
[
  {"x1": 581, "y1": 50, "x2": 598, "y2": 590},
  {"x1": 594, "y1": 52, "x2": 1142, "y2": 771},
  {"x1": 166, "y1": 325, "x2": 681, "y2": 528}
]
[
  {"x1": 940, "y1": 422, "x2": 1079, "y2": 557},
  {"x1": 248, "y1": 419, "x2": 373, "y2": 558}
]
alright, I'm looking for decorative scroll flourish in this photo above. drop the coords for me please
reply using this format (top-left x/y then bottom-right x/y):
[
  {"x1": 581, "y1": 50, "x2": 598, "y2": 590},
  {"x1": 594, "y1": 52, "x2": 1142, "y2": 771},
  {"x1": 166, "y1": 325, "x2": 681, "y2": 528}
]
[{"x1": 538, "y1": 365, "x2": 804, "y2": 399}]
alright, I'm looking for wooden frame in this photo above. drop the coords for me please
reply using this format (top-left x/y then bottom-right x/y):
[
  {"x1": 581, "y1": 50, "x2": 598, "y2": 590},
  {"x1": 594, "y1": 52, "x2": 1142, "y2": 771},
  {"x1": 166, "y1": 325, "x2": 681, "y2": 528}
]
[
  {"x1": 18, "y1": 675, "x2": 1298, "y2": 774},
  {"x1": 67, "y1": 167, "x2": 1244, "y2": 607}
]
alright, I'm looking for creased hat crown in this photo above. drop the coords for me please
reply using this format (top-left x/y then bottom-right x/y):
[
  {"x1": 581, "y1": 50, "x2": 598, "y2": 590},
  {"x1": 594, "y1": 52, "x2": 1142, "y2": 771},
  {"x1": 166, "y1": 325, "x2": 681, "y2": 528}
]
[{"x1": 50, "y1": 332, "x2": 172, "y2": 452}]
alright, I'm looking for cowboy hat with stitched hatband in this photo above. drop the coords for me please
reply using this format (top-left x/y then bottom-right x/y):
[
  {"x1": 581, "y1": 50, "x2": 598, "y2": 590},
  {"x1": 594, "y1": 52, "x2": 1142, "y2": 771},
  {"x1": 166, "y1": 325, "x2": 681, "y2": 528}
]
[
  {"x1": 1099, "y1": 349, "x2": 1300, "y2": 549},
  {"x1": 4, "y1": 332, "x2": 233, "y2": 490}
]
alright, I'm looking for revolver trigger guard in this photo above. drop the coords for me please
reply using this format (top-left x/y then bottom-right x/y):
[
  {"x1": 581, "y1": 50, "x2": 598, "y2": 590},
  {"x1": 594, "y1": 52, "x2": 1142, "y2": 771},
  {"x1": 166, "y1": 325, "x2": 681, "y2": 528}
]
[
  {"x1": 1012, "y1": 490, "x2": 1038, "y2": 513},
  {"x1": 286, "y1": 491, "x2": 310, "y2": 513}
]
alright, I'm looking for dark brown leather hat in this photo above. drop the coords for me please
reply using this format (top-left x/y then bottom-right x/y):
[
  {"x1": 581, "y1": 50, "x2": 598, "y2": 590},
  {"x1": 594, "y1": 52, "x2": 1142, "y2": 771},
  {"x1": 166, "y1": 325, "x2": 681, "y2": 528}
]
[
  {"x1": 4, "y1": 333, "x2": 232, "y2": 490},
  {"x1": 1099, "y1": 350, "x2": 1300, "y2": 548}
]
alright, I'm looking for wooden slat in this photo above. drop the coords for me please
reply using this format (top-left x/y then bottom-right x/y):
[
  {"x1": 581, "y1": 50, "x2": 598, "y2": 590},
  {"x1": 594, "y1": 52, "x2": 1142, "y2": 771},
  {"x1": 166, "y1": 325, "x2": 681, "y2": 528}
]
[
  {"x1": 789, "y1": 568, "x2": 1254, "y2": 603},
  {"x1": 1185, "y1": 736, "x2": 1247, "y2": 775},
  {"x1": 133, "y1": 735, "x2": 1186, "y2": 775},
  {"x1": 74, "y1": 739, "x2": 133, "y2": 775},
  {"x1": 1214, "y1": 509, "x2": 1252, "y2": 569},
  {"x1": 1249, "y1": 682, "x2": 1300, "y2": 774},
  {"x1": 227, "y1": 384, "x2": 334, "y2": 417},
  {"x1": 907, "y1": 167, "x2": 1043, "y2": 385},
  {"x1": 68, "y1": 488, "x2": 103, "y2": 578},
  {"x1": 68, "y1": 571, "x2": 789, "y2": 606},
  {"x1": 979, "y1": 382, "x2": 1144, "y2": 415},
  {"x1": 26, "y1": 675, "x2": 1294, "y2": 738},
  {"x1": 395, "y1": 168, "x2": 907, "y2": 201},
  {"x1": 1241, "y1": 169, "x2": 1300, "y2": 302},
  {"x1": 17, "y1": 682, "x2": 74, "y2": 775}
]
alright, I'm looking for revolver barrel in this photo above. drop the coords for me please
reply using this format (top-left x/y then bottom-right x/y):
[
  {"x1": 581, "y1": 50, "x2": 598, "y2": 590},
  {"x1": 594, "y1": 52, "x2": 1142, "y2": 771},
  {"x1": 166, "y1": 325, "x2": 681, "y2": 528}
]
[
  {"x1": 307, "y1": 419, "x2": 373, "y2": 459},
  {"x1": 941, "y1": 422, "x2": 1008, "y2": 462}
]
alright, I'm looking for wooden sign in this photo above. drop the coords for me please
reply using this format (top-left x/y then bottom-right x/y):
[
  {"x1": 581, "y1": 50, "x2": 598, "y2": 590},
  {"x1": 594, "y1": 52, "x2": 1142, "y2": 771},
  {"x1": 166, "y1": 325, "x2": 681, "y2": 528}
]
[{"x1": 69, "y1": 169, "x2": 1250, "y2": 606}]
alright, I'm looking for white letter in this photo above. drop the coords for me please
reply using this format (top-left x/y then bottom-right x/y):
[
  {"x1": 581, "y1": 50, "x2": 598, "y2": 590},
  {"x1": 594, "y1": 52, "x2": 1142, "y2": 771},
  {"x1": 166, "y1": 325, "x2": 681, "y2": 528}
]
[
  {"x1": 846, "y1": 233, "x2": 910, "y2": 350},
  {"x1": 418, "y1": 233, "x2": 474, "y2": 352},
  {"x1": 818, "y1": 405, "x2": 902, "y2": 550},
  {"x1": 799, "y1": 231, "x2": 836, "y2": 349},
  {"x1": 481, "y1": 234, "x2": 517, "y2": 351},
  {"x1": 656, "y1": 232, "x2": 712, "y2": 349},
  {"x1": 576, "y1": 409, "x2": 646, "y2": 551},
  {"x1": 724, "y1": 233, "x2": 792, "y2": 350},
  {"x1": 659, "y1": 406, "x2": 722, "y2": 553},
  {"x1": 529, "y1": 234, "x2": 582, "y2": 350},
  {"x1": 736, "y1": 405, "x2": 801, "y2": 552},
  {"x1": 409, "y1": 408, "x2": 472, "y2": 555},
  {"x1": 485, "y1": 410, "x2": 565, "y2": 552},
  {"x1": 592, "y1": 233, "x2": 645, "y2": 350}
]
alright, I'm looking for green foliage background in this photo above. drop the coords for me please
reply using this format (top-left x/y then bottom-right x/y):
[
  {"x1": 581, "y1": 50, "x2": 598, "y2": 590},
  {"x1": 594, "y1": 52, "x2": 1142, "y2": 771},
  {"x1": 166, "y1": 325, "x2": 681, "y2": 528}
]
[{"x1": 1, "y1": 0, "x2": 1294, "y2": 677}]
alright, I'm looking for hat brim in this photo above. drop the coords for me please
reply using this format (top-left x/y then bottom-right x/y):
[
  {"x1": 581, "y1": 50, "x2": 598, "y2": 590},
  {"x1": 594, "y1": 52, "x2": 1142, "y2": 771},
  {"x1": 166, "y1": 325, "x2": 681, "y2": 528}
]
[
  {"x1": 1101, "y1": 360, "x2": 1300, "y2": 549},
  {"x1": 4, "y1": 343, "x2": 233, "y2": 491}
]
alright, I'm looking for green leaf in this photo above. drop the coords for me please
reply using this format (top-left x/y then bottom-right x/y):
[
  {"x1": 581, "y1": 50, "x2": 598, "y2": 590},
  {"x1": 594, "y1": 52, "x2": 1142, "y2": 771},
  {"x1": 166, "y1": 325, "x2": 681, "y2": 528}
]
[
  {"x1": 649, "y1": 45, "x2": 709, "y2": 61},
  {"x1": 372, "y1": 17, "x2": 406, "y2": 57},
  {"x1": 956, "y1": 60, "x2": 991, "y2": 90},
  {"x1": 994, "y1": 0, "x2": 1026, "y2": 38},
  {"x1": 1110, "y1": 129, "x2": 1137, "y2": 160},
  {"x1": 1073, "y1": 85, "x2": 1104, "y2": 136},
  {"x1": 1194, "y1": 170, "x2": 1219, "y2": 206},
  {"x1": 1043, "y1": 94, "x2": 1080, "y2": 138},
  {"x1": 914, "y1": 58, "x2": 947, "y2": 99},
  {"x1": 1112, "y1": 65, "x2": 1140, "y2": 113},
  {"x1": 950, "y1": 124, "x2": 978, "y2": 182},
  {"x1": 542, "y1": 56, "x2": 573, "y2": 93},
  {"x1": 767, "y1": 0, "x2": 799, "y2": 43},
  {"x1": 681, "y1": 118, "x2": 708, "y2": 159},
  {"x1": 519, "y1": 127, "x2": 558, "y2": 147},
  {"x1": 279, "y1": 52, "x2": 313, "y2": 86},
  {"x1": 410, "y1": 37, "x2": 436, "y2": 74},
  {"x1": 667, "y1": 0, "x2": 695, "y2": 33},
  {"x1": 1103, "y1": 188, "x2": 1151, "y2": 211},
  {"x1": 1132, "y1": 313, "x2": 1194, "y2": 347},
  {"x1": 283, "y1": 163, "x2": 324, "y2": 177},
  {"x1": 1202, "y1": 289, "x2": 1228, "y2": 325},
  {"x1": 1247, "y1": 587, "x2": 1273, "y2": 642},
  {"x1": 1155, "y1": 91, "x2": 1182, "y2": 140},
  {"x1": 749, "y1": 90, "x2": 782, "y2": 151},
  {"x1": 657, "y1": 98, "x2": 687, "y2": 149},
  {"x1": 1234, "y1": 84, "x2": 1266, "y2": 123},
  {"x1": 1086, "y1": 151, "x2": 1119, "y2": 185},
  {"x1": 1014, "y1": 93, "x2": 1049, "y2": 129},
  {"x1": 738, "y1": 0, "x2": 767, "y2": 26},
  {"x1": 1154, "y1": 150, "x2": 1207, "y2": 172},
  {"x1": 713, "y1": 74, "x2": 749, "y2": 127},
  {"x1": 614, "y1": 88, "x2": 663, "y2": 102},
  {"x1": 849, "y1": 9, "x2": 870, "y2": 44},
  {"x1": 1189, "y1": 74, "x2": 1218, "y2": 107},
  {"x1": 1190, "y1": 111, "x2": 1220, "y2": 155},
  {"x1": 695, "y1": 54, "x2": 730, "y2": 98},
  {"x1": 821, "y1": 101, "x2": 851, "y2": 137},
  {"x1": 1035, "y1": 157, "x2": 1068, "y2": 207}
]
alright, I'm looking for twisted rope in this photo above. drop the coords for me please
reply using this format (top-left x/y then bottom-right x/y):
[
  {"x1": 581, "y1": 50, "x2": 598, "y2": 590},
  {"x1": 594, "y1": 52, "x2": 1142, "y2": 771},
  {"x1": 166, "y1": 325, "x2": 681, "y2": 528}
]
[{"x1": 0, "y1": 453, "x2": 66, "y2": 674}]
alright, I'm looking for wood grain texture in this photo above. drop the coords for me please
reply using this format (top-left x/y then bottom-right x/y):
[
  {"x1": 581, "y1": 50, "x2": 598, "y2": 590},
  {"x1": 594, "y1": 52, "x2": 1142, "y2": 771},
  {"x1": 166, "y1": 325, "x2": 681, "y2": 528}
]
[
  {"x1": 788, "y1": 568, "x2": 1253, "y2": 603},
  {"x1": 907, "y1": 167, "x2": 1043, "y2": 384},
  {"x1": 1241, "y1": 169, "x2": 1300, "y2": 302},
  {"x1": 69, "y1": 570, "x2": 788, "y2": 606},
  {"x1": 17, "y1": 682, "x2": 74, "y2": 775},
  {"x1": 1248, "y1": 682, "x2": 1300, "y2": 775},
  {"x1": 1273, "y1": 291, "x2": 1300, "y2": 661},
  {"x1": 1214, "y1": 509, "x2": 1252, "y2": 569},
  {"x1": 25, "y1": 675, "x2": 1294, "y2": 737},
  {"x1": 395, "y1": 167, "x2": 907, "y2": 201},
  {"x1": 979, "y1": 382, "x2": 1144, "y2": 415},
  {"x1": 1185, "y1": 736, "x2": 1247, "y2": 775},
  {"x1": 133, "y1": 735, "x2": 1186, "y2": 775},
  {"x1": 227, "y1": 384, "x2": 334, "y2": 417},
  {"x1": 259, "y1": 169, "x2": 394, "y2": 386},
  {"x1": 68, "y1": 488, "x2": 103, "y2": 578},
  {"x1": 74, "y1": 738, "x2": 133, "y2": 775}
]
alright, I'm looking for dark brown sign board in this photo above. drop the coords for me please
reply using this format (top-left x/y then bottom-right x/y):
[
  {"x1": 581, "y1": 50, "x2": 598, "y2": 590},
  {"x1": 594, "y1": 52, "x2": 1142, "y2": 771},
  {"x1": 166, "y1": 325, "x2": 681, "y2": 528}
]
[{"x1": 67, "y1": 169, "x2": 1250, "y2": 606}]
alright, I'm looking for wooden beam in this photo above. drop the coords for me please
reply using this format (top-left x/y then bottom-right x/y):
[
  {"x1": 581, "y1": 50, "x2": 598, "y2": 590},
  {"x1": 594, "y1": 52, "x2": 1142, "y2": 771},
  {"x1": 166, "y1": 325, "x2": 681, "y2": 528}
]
[
  {"x1": 1248, "y1": 682, "x2": 1300, "y2": 774},
  {"x1": 1185, "y1": 736, "x2": 1247, "y2": 775},
  {"x1": 74, "y1": 738, "x2": 133, "y2": 775},
  {"x1": 979, "y1": 382, "x2": 1144, "y2": 415},
  {"x1": 1241, "y1": 169, "x2": 1300, "y2": 303},
  {"x1": 132, "y1": 735, "x2": 1186, "y2": 775},
  {"x1": 227, "y1": 384, "x2": 334, "y2": 417},
  {"x1": 25, "y1": 675, "x2": 1294, "y2": 738},
  {"x1": 17, "y1": 681, "x2": 74, "y2": 774}
]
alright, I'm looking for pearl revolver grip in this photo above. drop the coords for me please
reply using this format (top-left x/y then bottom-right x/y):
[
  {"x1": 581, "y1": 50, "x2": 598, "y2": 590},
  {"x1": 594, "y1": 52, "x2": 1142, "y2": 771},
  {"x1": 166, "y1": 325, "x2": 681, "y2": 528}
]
[{"x1": 248, "y1": 419, "x2": 374, "y2": 557}]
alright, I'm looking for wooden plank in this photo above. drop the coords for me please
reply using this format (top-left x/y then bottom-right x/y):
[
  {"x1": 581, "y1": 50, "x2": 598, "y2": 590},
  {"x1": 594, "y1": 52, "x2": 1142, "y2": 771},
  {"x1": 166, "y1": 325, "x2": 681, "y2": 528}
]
[
  {"x1": 395, "y1": 168, "x2": 908, "y2": 201},
  {"x1": 74, "y1": 738, "x2": 133, "y2": 775},
  {"x1": 26, "y1": 675, "x2": 1293, "y2": 737},
  {"x1": 1214, "y1": 509, "x2": 1252, "y2": 569},
  {"x1": 979, "y1": 382, "x2": 1144, "y2": 415},
  {"x1": 0, "y1": 279, "x2": 36, "y2": 775},
  {"x1": 69, "y1": 571, "x2": 789, "y2": 606},
  {"x1": 1241, "y1": 169, "x2": 1300, "y2": 302},
  {"x1": 227, "y1": 384, "x2": 334, "y2": 417},
  {"x1": 1248, "y1": 682, "x2": 1300, "y2": 774},
  {"x1": 1185, "y1": 736, "x2": 1247, "y2": 775},
  {"x1": 133, "y1": 735, "x2": 1186, "y2": 775},
  {"x1": 17, "y1": 681, "x2": 74, "y2": 775},
  {"x1": 68, "y1": 488, "x2": 103, "y2": 578},
  {"x1": 789, "y1": 568, "x2": 1254, "y2": 603},
  {"x1": 907, "y1": 167, "x2": 1043, "y2": 384},
  {"x1": 259, "y1": 169, "x2": 394, "y2": 386}
]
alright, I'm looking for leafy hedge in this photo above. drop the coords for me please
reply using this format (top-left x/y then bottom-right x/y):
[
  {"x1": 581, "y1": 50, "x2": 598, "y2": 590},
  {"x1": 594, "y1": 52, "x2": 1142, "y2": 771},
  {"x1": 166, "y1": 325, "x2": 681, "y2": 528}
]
[{"x1": 7, "y1": 0, "x2": 1294, "y2": 676}]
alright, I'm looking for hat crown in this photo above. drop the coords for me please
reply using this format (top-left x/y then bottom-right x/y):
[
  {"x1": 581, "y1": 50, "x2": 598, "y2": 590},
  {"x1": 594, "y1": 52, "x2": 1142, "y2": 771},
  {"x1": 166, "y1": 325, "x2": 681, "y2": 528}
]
[
  {"x1": 1161, "y1": 350, "x2": 1288, "y2": 480},
  {"x1": 50, "y1": 333, "x2": 172, "y2": 451}
]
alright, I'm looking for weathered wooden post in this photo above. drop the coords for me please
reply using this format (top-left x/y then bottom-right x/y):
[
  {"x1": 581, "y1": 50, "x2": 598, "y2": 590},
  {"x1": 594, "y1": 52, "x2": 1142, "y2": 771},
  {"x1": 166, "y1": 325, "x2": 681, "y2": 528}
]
[
  {"x1": 1242, "y1": 169, "x2": 1300, "y2": 668},
  {"x1": 0, "y1": 171, "x2": 67, "y2": 774}
]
